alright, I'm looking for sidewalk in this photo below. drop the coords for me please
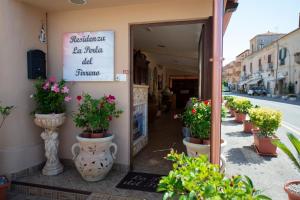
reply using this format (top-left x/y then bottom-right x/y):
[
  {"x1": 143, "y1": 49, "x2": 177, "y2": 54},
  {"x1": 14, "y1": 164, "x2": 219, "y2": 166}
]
[{"x1": 222, "y1": 115, "x2": 300, "y2": 200}]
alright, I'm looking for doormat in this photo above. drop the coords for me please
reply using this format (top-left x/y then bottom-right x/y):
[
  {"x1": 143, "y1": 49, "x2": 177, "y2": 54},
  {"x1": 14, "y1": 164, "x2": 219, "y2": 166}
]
[{"x1": 116, "y1": 172, "x2": 164, "y2": 193}]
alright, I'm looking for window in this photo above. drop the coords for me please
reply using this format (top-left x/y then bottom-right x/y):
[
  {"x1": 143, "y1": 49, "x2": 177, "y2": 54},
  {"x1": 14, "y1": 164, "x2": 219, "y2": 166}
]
[
  {"x1": 258, "y1": 59, "x2": 262, "y2": 71},
  {"x1": 243, "y1": 65, "x2": 246, "y2": 72},
  {"x1": 279, "y1": 48, "x2": 287, "y2": 65},
  {"x1": 250, "y1": 63, "x2": 253, "y2": 74},
  {"x1": 268, "y1": 55, "x2": 272, "y2": 63}
]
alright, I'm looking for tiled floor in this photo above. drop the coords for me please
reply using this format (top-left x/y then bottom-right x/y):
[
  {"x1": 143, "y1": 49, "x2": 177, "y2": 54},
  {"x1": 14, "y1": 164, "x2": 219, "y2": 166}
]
[
  {"x1": 11, "y1": 113, "x2": 184, "y2": 200},
  {"x1": 12, "y1": 166, "x2": 162, "y2": 200},
  {"x1": 133, "y1": 112, "x2": 186, "y2": 175}
]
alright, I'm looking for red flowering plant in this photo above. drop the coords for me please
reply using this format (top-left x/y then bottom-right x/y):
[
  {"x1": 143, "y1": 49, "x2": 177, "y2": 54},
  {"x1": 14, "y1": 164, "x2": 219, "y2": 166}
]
[
  {"x1": 175, "y1": 98, "x2": 226, "y2": 142},
  {"x1": 182, "y1": 98, "x2": 212, "y2": 141},
  {"x1": 73, "y1": 93, "x2": 123, "y2": 137},
  {"x1": 31, "y1": 77, "x2": 71, "y2": 114}
]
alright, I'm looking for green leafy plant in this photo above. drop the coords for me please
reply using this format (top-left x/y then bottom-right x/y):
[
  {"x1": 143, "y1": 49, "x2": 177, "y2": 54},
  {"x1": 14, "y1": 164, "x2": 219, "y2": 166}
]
[
  {"x1": 233, "y1": 98, "x2": 253, "y2": 114},
  {"x1": 224, "y1": 96, "x2": 237, "y2": 110},
  {"x1": 181, "y1": 98, "x2": 225, "y2": 140},
  {"x1": 182, "y1": 98, "x2": 211, "y2": 140},
  {"x1": 0, "y1": 103, "x2": 14, "y2": 129},
  {"x1": 273, "y1": 133, "x2": 300, "y2": 170},
  {"x1": 158, "y1": 150, "x2": 271, "y2": 200},
  {"x1": 73, "y1": 93, "x2": 123, "y2": 134},
  {"x1": 32, "y1": 77, "x2": 72, "y2": 114},
  {"x1": 248, "y1": 108, "x2": 282, "y2": 137}
]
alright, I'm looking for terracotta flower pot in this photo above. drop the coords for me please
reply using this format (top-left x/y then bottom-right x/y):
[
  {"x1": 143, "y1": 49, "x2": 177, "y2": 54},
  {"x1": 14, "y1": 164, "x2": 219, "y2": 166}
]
[
  {"x1": 243, "y1": 120, "x2": 254, "y2": 133},
  {"x1": 235, "y1": 112, "x2": 246, "y2": 123},
  {"x1": 251, "y1": 128, "x2": 260, "y2": 135},
  {"x1": 285, "y1": 180, "x2": 300, "y2": 200},
  {"x1": 253, "y1": 132, "x2": 278, "y2": 155},
  {"x1": 90, "y1": 133, "x2": 105, "y2": 138},
  {"x1": 229, "y1": 109, "x2": 236, "y2": 117},
  {"x1": 0, "y1": 182, "x2": 10, "y2": 200}
]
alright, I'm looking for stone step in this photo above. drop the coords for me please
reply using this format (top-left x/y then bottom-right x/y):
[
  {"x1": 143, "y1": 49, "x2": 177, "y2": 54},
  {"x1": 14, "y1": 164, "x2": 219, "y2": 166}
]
[{"x1": 11, "y1": 181, "x2": 91, "y2": 200}]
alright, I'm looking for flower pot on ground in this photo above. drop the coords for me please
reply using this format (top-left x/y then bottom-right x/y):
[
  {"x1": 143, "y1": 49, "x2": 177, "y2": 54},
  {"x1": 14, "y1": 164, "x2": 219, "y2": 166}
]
[
  {"x1": 158, "y1": 150, "x2": 271, "y2": 200},
  {"x1": 31, "y1": 77, "x2": 71, "y2": 176},
  {"x1": 285, "y1": 180, "x2": 300, "y2": 200},
  {"x1": 243, "y1": 120, "x2": 255, "y2": 133},
  {"x1": 273, "y1": 133, "x2": 300, "y2": 200},
  {"x1": 72, "y1": 93, "x2": 123, "y2": 181},
  {"x1": 223, "y1": 96, "x2": 236, "y2": 117},
  {"x1": 72, "y1": 134, "x2": 117, "y2": 182},
  {"x1": 232, "y1": 98, "x2": 252, "y2": 123},
  {"x1": 181, "y1": 98, "x2": 226, "y2": 161},
  {"x1": 0, "y1": 176, "x2": 10, "y2": 200},
  {"x1": 249, "y1": 108, "x2": 282, "y2": 155}
]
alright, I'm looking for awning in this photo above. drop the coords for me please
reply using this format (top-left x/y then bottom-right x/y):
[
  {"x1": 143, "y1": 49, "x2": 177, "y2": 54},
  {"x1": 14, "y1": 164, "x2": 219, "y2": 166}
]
[{"x1": 247, "y1": 78, "x2": 262, "y2": 85}]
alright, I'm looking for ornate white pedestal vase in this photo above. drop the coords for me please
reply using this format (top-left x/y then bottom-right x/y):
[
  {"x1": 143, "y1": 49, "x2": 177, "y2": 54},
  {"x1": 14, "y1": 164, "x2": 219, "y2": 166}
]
[
  {"x1": 71, "y1": 134, "x2": 117, "y2": 182},
  {"x1": 34, "y1": 113, "x2": 65, "y2": 176},
  {"x1": 183, "y1": 137, "x2": 227, "y2": 172}
]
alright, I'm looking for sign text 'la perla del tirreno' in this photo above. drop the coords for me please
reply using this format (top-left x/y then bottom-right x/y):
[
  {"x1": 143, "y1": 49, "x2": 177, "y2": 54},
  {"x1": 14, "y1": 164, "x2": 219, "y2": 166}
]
[{"x1": 63, "y1": 31, "x2": 114, "y2": 81}]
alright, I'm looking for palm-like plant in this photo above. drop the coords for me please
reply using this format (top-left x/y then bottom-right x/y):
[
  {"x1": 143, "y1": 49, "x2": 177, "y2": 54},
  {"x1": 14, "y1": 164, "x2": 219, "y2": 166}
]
[{"x1": 273, "y1": 133, "x2": 300, "y2": 170}]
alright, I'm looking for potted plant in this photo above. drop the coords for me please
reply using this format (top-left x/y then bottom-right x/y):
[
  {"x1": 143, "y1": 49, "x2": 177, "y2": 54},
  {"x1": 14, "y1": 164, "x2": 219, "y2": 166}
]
[
  {"x1": 0, "y1": 103, "x2": 14, "y2": 200},
  {"x1": 232, "y1": 98, "x2": 252, "y2": 123},
  {"x1": 182, "y1": 98, "x2": 226, "y2": 162},
  {"x1": 244, "y1": 105, "x2": 259, "y2": 134},
  {"x1": 31, "y1": 77, "x2": 72, "y2": 176},
  {"x1": 249, "y1": 108, "x2": 282, "y2": 155},
  {"x1": 273, "y1": 133, "x2": 300, "y2": 200},
  {"x1": 71, "y1": 93, "x2": 123, "y2": 181},
  {"x1": 224, "y1": 96, "x2": 236, "y2": 117},
  {"x1": 158, "y1": 150, "x2": 271, "y2": 200}
]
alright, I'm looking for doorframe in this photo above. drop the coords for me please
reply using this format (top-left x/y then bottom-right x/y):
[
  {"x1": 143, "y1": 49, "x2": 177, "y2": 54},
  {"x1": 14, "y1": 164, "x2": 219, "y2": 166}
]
[{"x1": 129, "y1": 19, "x2": 211, "y2": 170}]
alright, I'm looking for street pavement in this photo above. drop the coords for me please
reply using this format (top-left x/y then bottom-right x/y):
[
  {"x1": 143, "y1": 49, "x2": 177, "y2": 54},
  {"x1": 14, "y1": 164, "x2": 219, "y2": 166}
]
[{"x1": 222, "y1": 93, "x2": 300, "y2": 200}]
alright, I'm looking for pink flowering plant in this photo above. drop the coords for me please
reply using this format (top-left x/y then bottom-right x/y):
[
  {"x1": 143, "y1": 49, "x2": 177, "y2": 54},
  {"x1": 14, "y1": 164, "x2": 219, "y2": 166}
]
[
  {"x1": 73, "y1": 93, "x2": 123, "y2": 134},
  {"x1": 32, "y1": 77, "x2": 71, "y2": 114}
]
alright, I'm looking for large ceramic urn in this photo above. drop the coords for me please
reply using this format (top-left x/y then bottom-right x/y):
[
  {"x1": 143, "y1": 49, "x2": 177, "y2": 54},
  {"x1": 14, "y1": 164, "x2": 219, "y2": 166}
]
[
  {"x1": 183, "y1": 138, "x2": 227, "y2": 172},
  {"x1": 34, "y1": 113, "x2": 65, "y2": 176},
  {"x1": 71, "y1": 134, "x2": 117, "y2": 182}
]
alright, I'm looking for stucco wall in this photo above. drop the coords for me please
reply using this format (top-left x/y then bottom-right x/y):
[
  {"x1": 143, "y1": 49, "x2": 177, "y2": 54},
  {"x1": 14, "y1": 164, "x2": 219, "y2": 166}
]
[
  {"x1": 0, "y1": 0, "x2": 212, "y2": 174},
  {"x1": 47, "y1": 0, "x2": 212, "y2": 167},
  {"x1": 0, "y1": 0, "x2": 46, "y2": 174}
]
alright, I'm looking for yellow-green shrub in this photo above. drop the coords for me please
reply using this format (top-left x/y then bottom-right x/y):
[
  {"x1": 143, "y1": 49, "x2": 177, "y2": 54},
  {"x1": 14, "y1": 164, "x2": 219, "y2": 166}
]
[
  {"x1": 248, "y1": 108, "x2": 282, "y2": 137},
  {"x1": 232, "y1": 98, "x2": 252, "y2": 114}
]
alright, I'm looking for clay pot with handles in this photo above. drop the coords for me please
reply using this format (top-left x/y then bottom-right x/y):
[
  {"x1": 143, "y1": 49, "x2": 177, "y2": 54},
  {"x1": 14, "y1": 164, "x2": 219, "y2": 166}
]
[{"x1": 71, "y1": 134, "x2": 117, "y2": 182}]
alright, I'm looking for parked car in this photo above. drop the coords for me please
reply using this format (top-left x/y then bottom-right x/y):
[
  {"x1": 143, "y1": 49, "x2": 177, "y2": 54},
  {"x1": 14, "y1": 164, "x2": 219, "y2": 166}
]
[
  {"x1": 222, "y1": 86, "x2": 230, "y2": 92},
  {"x1": 247, "y1": 87, "x2": 267, "y2": 96}
]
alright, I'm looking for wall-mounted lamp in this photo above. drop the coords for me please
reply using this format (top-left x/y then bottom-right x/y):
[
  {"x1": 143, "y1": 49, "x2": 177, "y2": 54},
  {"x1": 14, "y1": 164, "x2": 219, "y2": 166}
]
[
  {"x1": 39, "y1": 24, "x2": 47, "y2": 43},
  {"x1": 225, "y1": 1, "x2": 239, "y2": 13}
]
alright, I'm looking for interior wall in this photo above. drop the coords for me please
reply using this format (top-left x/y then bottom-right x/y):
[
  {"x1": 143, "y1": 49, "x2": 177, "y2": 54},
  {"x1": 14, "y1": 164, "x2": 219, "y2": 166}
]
[
  {"x1": 47, "y1": 0, "x2": 212, "y2": 167},
  {"x1": 0, "y1": 0, "x2": 46, "y2": 174}
]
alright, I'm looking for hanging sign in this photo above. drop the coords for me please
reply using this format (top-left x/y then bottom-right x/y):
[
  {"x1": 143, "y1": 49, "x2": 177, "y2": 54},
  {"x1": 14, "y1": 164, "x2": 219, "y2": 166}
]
[{"x1": 63, "y1": 31, "x2": 114, "y2": 81}]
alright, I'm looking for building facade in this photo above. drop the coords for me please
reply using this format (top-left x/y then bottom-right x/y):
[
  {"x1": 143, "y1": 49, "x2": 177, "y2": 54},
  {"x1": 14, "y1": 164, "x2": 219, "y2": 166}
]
[
  {"x1": 222, "y1": 60, "x2": 241, "y2": 91},
  {"x1": 239, "y1": 28, "x2": 300, "y2": 95},
  {"x1": 0, "y1": 0, "x2": 235, "y2": 176}
]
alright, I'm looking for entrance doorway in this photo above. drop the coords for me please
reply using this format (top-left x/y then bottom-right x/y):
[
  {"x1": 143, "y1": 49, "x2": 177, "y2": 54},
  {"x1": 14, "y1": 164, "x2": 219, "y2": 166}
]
[{"x1": 130, "y1": 20, "x2": 210, "y2": 174}]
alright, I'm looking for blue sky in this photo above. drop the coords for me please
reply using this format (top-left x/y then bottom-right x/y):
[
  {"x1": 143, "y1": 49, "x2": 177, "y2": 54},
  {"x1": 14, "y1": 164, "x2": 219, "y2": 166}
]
[{"x1": 223, "y1": 0, "x2": 300, "y2": 65}]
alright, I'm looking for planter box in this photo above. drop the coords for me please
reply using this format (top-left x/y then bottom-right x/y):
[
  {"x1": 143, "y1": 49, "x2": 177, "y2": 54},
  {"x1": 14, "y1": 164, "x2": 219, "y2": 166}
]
[
  {"x1": 229, "y1": 109, "x2": 236, "y2": 117},
  {"x1": 254, "y1": 133, "x2": 278, "y2": 155},
  {"x1": 243, "y1": 120, "x2": 254, "y2": 133},
  {"x1": 235, "y1": 112, "x2": 246, "y2": 123}
]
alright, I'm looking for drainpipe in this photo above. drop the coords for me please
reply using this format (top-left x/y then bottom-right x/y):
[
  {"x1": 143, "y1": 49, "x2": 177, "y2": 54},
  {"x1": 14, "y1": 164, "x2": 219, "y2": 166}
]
[{"x1": 210, "y1": 0, "x2": 223, "y2": 165}]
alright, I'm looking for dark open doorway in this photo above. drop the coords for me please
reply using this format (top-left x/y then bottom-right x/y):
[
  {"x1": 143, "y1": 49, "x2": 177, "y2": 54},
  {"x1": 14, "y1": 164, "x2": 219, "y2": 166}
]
[{"x1": 129, "y1": 19, "x2": 213, "y2": 174}]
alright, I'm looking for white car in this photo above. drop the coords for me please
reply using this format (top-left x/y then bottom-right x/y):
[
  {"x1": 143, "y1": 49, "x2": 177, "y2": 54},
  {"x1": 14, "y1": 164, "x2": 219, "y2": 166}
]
[{"x1": 247, "y1": 89, "x2": 254, "y2": 95}]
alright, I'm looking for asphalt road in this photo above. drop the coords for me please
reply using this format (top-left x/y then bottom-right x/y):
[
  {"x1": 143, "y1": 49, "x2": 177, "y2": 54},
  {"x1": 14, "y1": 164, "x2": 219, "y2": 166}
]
[{"x1": 231, "y1": 94, "x2": 300, "y2": 136}]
